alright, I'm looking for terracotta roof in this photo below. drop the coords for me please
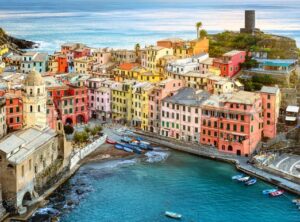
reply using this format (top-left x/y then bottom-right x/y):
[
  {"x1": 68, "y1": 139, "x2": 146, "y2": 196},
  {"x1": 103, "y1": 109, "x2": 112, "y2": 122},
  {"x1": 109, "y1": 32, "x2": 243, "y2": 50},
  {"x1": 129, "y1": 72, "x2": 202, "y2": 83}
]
[{"x1": 119, "y1": 63, "x2": 139, "y2": 71}]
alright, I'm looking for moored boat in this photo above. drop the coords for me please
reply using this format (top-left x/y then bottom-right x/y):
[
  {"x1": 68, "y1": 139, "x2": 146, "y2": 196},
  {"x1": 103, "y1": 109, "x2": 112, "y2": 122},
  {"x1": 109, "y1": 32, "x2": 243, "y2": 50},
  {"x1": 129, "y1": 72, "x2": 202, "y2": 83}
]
[
  {"x1": 114, "y1": 144, "x2": 124, "y2": 150},
  {"x1": 262, "y1": 189, "x2": 278, "y2": 195},
  {"x1": 269, "y1": 190, "x2": 284, "y2": 197},
  {"x1": 232, "y1": 174, "x2": 244, "y2": 180},
  {"x1": 245, "y1": 178, "x2": 256, "y2": 186},
  {"x1": 165, "y1": 211, "x2": 182, "y2": 219},
  {"x1": 237, "y1": 176, "x2": 250, "y2": 182},
  {"x1": 121, "y1": 143, "x2": 142, "y2": 154},
  {"x1": 123, "y1": 147, "x2": 134, "y2": 153},
  {"x1": 292, "y1": 199, "x2": 300, "y2": 204},
  {"x1": 106, "y1": 138, "x2": 117, "y2": 144},
  {"x1": 121, "y1": 136, "x2": 132, "y2": 143}
]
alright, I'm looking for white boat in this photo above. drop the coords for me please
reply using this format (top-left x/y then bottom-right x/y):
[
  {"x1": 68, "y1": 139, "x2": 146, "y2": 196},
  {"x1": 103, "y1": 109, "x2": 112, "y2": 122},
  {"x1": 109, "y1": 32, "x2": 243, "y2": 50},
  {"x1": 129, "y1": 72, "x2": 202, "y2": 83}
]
[
  {"x1": 232, "y1": 174, "x2": 244, "y2": 180},
  {"x1": 165, "y1": 211, "x2": 182, "y2": 219},
  {"x1": 237, "y1": 176, "x2": 250, "y2": 182},
  {"x1": 295, "y1": 165, "x2": 300, "y2": 171}
]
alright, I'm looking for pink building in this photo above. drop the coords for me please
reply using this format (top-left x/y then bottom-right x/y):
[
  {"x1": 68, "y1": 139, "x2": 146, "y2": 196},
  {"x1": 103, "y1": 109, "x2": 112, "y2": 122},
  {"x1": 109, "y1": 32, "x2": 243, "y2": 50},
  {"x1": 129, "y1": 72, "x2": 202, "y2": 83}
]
[
  {"x1": 260, "y1": 86, "x2": 281, "y2": 139},
  {"x1": 213, "y1": 50, "x2": 246, "y2": 78},
  {"x1": 201, "y1": 91, "x2": 263, "y2": 156},
  {"x1": 148, "y1": 78, "x2": 185, "y2": 133},
  {"x1": 87, "y1": 78, "x2": 117, "y2": 121},
  {"x1": 160, "y1": 88, "x2": 210, "y2": 142}
]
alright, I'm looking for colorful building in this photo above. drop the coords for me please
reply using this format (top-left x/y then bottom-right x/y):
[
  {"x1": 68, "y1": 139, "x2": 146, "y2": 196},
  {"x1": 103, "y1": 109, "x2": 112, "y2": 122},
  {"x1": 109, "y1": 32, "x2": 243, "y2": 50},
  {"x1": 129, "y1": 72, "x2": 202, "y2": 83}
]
[
  {"x1": 74, "y1": 56, "x2": 93, "y2": 74},
  {"x1": 260, "y1": 86, "x2": 281, "y2": 139},
  {"x1": 0, "y1": 97, "x2": 6, "y2": 139},
  {"x1": 142, "y1": 46, "x2": 173, "y2": 72},
  {"x1": 213, "y1": 50, "x2": 246, "y2": 78},
  {"x1": 21, "y1": 52, "x2": 48, "y2": 74},
  {"x1": 112, "y1": 49, "x2": 137, "y2": 64},
  {"x1": 5, "y1": 93, "x2": 23, "y2": 131},
  {"x1": 201, "y1": 91, "x2": 263, "y2": 156},
  {"x1": 148, "y1": 78, "x2": 185, "y2": 133},
  {"x1": 160, "y1": 88, "x2": 209, "y2": 142},
  {"x1": 48, "y1": 53, "x2": 68, "y2": 74}
]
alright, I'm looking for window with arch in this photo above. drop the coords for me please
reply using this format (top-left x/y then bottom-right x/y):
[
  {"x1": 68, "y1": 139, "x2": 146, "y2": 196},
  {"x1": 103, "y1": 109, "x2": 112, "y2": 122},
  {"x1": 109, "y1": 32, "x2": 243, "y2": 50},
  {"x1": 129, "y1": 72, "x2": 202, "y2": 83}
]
[
  {"x1": 38, "y1": 105, "x2": 41, "y2": 112},
  {"x1": 37, "y1": 88, "x2": 40, "y2": 94},
  {"x1": 30, "y1": 105, "x2": 33, "y2": 112}
]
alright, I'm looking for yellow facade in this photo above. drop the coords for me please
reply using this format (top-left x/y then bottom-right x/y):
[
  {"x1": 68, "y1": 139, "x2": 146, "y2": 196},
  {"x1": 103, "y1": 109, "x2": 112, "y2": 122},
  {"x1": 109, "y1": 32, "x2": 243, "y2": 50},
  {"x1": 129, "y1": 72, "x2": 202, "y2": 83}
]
[
  {"x1": 131, "y1": 83, "x2": 153, "y2": 130},
  {"x1": 111, "y1": 81, "x2": 135, "y2": 123},
  {"x1": 74, "y1": 57, "x2": 92, "y2": 74},
  {"x1": 146, "y1": 46, "x2": 173, "y2": 72},
  {"x1": 0, "y1": 44, "x2": 8, "y2": 56}
]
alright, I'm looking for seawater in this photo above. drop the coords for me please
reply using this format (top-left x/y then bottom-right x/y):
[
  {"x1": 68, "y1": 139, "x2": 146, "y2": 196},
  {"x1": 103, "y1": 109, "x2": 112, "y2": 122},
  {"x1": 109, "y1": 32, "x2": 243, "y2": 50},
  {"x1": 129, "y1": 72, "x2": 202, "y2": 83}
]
[
  {"x1": 0, "y1": 0, "x2": 300, "y2": 52},
  {"x1": 31, "y1": 149, "x2": 299, "y2": 222}
]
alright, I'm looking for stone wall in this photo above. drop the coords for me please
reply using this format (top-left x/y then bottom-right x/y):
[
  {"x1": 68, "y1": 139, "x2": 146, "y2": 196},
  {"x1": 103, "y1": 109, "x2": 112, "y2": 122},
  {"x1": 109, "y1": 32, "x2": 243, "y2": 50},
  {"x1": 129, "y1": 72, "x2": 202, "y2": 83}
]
[{"x1": 0, "y1": 184, "x2": 6, "y2": 218}]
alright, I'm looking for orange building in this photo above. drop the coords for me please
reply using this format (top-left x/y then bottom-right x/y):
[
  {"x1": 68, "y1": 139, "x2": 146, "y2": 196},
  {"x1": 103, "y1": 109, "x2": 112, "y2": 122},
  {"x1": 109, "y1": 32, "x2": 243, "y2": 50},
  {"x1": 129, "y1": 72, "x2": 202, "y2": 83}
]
[
  {"x1": 157, "y1": 38, "x2": 184, "y2": 49},
  {"x1": 4, "y1": 92, "x2": 23, "y2": 131}
]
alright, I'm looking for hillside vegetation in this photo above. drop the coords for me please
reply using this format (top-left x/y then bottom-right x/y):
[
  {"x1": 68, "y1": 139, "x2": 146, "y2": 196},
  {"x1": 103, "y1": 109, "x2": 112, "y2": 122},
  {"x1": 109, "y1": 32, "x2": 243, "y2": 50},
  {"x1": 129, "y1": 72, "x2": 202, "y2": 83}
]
[{"x1": 208, "y1": 31, "x2": 298, "y2": 59}]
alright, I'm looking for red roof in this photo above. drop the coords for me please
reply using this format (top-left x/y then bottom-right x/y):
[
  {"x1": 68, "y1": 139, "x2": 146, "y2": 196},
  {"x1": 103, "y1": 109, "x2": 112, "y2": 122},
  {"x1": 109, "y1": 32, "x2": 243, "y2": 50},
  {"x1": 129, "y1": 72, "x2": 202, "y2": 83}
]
[{"x1": 119, "y1": 63, "x2": 139, "y2": 71}]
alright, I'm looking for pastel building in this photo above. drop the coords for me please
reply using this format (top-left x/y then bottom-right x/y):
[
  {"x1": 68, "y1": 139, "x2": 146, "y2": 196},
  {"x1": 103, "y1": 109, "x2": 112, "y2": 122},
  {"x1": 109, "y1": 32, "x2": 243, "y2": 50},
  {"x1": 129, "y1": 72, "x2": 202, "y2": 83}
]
[
  {"x1": 160, "y1": 88, "x2": 209, "y2": 142},
  {"x1": 166, "y1": 53, "x2": 210, "y2": 75},
  {"x1": 48, "y1": 53, "x2": 68, "y2": 74},
  {"x1": 260, "y1": 86, "x2": 281, "y2": 139},
  {"x1": 131, "y1": 82, "x2": 154, "y2": 130},
  {"x1": 87, "y1": 78, "x2": 117, "y2": 121},
  {"x1": 21, "y1": 52, "x2": 48, "y2": 74},
  {"x1": 0, "y1": 97, "x2": 6, "y2": 139},
  {"x1": 201, "y1": 91, "x2": 263, "y2": 156},
  {"x1": 148, "y1": 78, "x2": 185, "y2": 133},
  {"x1": 213, "y1": 50, "x2": 246, "y2": 78},
  {"x1": 92, "y1": 48, "x2": 112, "y2": 65},
  {"x1": 112, "y1": 49, "x2": 137, "y2": 64},
  {"x1": 74, "y1": 56, "x2": 93, "y2": 74},
  {"x1": 143, "y1": 46, "x2": 173, "y2": 72},
  {"x1": 111, "y1": 80, "x2": 136, "y2": 123}
]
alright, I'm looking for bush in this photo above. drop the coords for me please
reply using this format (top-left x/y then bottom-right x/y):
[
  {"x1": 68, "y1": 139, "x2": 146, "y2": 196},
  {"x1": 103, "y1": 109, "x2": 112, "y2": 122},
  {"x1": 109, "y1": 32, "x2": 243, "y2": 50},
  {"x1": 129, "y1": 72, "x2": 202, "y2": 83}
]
[{"x1": 64, "y1": 125, "x2": 74, "y2": 135}]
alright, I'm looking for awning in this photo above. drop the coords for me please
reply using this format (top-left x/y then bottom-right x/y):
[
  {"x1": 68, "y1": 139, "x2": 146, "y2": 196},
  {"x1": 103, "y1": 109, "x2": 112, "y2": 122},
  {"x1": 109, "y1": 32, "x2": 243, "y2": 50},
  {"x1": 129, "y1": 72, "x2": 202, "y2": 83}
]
[
  {"x1": 286, "y1": 105, "x2": 299, "y2": 113},
  {"x1": 285, "y1": 116, "x2": 297, "y2": 121}
]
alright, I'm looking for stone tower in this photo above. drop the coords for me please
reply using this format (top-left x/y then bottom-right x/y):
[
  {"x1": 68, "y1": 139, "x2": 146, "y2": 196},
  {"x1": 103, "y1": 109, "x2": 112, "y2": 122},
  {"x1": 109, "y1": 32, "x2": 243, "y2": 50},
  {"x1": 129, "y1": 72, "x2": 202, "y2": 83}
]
[
  {"x1": 240, "y1": 10, "x2": 259, "y2": 34},
  {"x1": 22, "y1": 69, "x2": 47, "y2": 129}
]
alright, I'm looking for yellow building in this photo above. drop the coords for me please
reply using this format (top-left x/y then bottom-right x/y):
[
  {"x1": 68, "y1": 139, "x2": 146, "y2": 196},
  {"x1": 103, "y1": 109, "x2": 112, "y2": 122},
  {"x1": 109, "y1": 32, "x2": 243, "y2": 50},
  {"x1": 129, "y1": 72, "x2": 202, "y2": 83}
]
[
  {"x1": 143, "y1": 46, "x2": 173, "y2": 72},
  {"x1": 111, "y1": 80, "x2": 136, "y2": 123},
  {"x1": 0, "y1": 44, "x2": 9, "y2": 56},
  {"x1": 190, "y1": 37, "x2": 209, "y2": 55},
  {"x1": 131, "y1": 82, "x2": 154, "y2": 130},
  {"x1": 74, "y1": 56, "x2": 93, "y2": 74}
]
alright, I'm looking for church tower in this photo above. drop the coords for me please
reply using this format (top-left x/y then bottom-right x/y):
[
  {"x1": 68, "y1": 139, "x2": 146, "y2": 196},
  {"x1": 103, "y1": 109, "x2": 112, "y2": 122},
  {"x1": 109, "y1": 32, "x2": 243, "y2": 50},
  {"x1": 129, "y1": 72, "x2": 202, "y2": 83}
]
[{"x1": 22, "y1": 69, "x2": 47, "y2": 129}]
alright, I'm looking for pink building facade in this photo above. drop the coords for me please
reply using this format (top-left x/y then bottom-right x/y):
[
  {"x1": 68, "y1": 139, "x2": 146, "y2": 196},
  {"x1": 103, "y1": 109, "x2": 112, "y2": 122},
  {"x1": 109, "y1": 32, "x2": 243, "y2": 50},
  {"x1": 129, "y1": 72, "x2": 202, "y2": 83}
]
[
  {"x1": 87, "y1": 78, "x2": 116, "y2": 121},
  {"x1": 260, "y1": 86, "x2": 281, "y2": 139},
  {"x1": 201, "y1": 91, "x2": 263, "y2": 156},
  {"x1": 148, "y1": 79, "x2": 185, "y2": 133},
  {"x1": 213, "y1": 50, "x2": 246, "y2": 78},
  {"x1": 160, "y1": 88, "x2": 209, "y2": 142}
]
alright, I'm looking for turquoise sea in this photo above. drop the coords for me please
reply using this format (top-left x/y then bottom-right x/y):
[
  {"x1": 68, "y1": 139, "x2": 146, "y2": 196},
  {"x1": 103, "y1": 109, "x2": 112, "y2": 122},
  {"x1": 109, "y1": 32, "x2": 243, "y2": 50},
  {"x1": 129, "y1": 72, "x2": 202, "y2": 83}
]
[
  {"x1": 0, "y1": 0, "x2": 299, "y2": 52},
  {"x1": 30, "y1": 150, "x2": 299, "y2": 222}
]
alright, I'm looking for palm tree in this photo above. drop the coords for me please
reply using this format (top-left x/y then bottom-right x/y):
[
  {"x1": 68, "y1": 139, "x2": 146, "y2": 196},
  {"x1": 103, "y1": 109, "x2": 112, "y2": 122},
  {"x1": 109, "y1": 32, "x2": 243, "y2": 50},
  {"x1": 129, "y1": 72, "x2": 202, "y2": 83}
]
[{"x1": 195, "y1": 22, "x2": 202, "y2": 39}]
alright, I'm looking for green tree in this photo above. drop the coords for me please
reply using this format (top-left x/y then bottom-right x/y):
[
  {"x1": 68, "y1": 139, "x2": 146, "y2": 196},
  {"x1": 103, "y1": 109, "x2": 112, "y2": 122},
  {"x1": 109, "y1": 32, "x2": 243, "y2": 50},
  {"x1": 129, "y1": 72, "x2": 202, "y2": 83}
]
[
  {"x1": 84, "y1": 126, "x2": 91, "y2": 134},
  {"x1": 199, "y1": 29, "x2": 208, "y2": 39},
  {"x1": 196, "y1": 21, "x2": 202, "y2": 39}
]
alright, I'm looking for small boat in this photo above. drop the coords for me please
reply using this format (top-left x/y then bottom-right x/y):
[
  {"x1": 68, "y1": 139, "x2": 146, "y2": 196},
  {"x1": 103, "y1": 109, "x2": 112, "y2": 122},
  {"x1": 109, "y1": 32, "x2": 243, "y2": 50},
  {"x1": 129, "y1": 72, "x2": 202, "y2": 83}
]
[
  {"x1": 232, "y1": 174, "x2": 244, "y2": 180},
  {"x1": 245, "y1": 178, "x2": 257, "y2": 186},
  {"x1": 114, "y1": 144, "x2": 124, "y2": 150},
  {"x1": 295, "y1": 165, "x2": 300, "y2": 171},
  {"x1": 237, "y1": 176, "x2": 250, "y2": 182},
  {"x1": 269, "y1": 190, "x2": 284, "y2": 197},
  {"x1": 121, "y1": 136, "x2": 132, "y2": 143},
  {"x1": 123, "y1": 147, "x2": 134, "y2": 153},
  {"x1": 106, "y1": 138, "x2": 117, "y2": 144},
  {"x1": 292, "y1": 199, "x2": 300, "y2": 204},
  {"x1": 121, "y1": 143, "x2": 142, "y2": 154},
  {"x1": 262, "y1": 189, "x2": 278, "y2": 195},
  {"x1": 165, "y1": 211, "x2": 182, "y2": 220}
]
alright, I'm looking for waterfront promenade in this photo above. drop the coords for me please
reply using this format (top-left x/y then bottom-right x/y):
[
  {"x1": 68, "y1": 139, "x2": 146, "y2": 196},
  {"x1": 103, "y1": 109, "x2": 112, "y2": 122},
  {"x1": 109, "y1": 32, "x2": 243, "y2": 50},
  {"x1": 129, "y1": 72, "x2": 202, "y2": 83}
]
[{"x1": 107, "y1": 127, "x2": 300, "y2": 196}]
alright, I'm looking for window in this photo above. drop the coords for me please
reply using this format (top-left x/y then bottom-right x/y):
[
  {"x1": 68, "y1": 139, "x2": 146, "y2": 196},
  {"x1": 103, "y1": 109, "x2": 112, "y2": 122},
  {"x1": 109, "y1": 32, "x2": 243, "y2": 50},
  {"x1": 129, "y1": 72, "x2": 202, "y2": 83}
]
[
  {"x1": 22, "y1": 165, "x2": 24, "y2": 177},
  {"x1": 38, "y1": 105, "x2": 41, "y2": 112},
  {"x1": 267, "y1": 103, "x2": 271, "y2": 109},
  {"x1": 9, "y1": 108, "x2": 13, "y2": 113},
  {"x1": 9, "y1": 118, "x2": 13, "y2": 124},
  {"x1": 251, "y1": 126, "x2": 254, "y2": 132},
  {"x1": 241, "y1": 125, "x2": 244, "y2": 132},
  {"x1": 267, "y1": 113, "x2": 271, "y2": 118},
  {"x1": 30, "y1": 105, "x2": 33, "y2": 112}
]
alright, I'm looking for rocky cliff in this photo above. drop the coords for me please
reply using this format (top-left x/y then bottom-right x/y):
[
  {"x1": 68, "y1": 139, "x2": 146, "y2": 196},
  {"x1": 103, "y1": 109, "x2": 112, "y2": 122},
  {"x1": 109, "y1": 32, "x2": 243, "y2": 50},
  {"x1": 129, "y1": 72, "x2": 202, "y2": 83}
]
[{"x1": 0, "y1": 28, "x2": 37, "y2": 53}]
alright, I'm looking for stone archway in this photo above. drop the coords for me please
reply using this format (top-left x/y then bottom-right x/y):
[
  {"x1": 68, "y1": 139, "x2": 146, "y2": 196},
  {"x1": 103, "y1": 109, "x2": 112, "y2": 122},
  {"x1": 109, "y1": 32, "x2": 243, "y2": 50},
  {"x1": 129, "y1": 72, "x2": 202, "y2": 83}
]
[{"x1": 22, "y1": 192, "x2": 32, "y2": 207}]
